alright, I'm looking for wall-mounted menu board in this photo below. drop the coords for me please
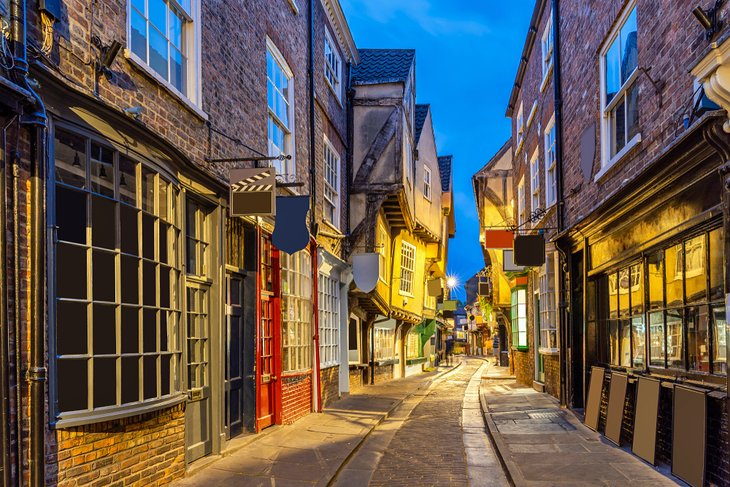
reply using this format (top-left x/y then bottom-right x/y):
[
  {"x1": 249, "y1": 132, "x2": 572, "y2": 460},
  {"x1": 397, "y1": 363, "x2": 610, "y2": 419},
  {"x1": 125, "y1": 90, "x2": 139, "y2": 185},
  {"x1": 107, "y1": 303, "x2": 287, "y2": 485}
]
[
  {"x1": 631, "y1": 377, "x2": 660, "y2": 465},
  {"x1": 672, "y1": 385, "x2": 706, "y2": 487},
  {"x1": 605, "y1": 372, "x2": 628, "y2": 445},
  {"x1": 584, "y1": 366, "x2": 605, "y2": 432}
]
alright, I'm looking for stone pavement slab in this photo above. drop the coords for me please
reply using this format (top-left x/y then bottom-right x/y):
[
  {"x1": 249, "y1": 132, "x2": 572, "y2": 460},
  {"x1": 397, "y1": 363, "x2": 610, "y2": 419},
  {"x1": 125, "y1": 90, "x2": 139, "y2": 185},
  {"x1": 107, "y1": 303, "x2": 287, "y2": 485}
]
[
  {"x1": 479, "y1": 362, "x2": 683, "y2": 487},
  {"x1": 172, "y1": 365, "x2": 454, "y2": 487}
]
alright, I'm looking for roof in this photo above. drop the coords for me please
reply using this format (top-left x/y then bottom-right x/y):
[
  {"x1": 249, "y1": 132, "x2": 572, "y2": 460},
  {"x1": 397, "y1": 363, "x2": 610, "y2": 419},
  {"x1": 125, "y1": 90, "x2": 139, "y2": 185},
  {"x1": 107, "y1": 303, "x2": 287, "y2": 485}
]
[
  {"x1": 438, "y1": 155, "x2": 453, "y2": 192},
  {"x1": 352, "y1": 49, "x2": 416, "y2": 86},
  {"x1": 505, "y1": 0, "x2": 549, "y2": 117},
  {"x1": 414, "y1": 104, "x2": 430, "y2": 143}
]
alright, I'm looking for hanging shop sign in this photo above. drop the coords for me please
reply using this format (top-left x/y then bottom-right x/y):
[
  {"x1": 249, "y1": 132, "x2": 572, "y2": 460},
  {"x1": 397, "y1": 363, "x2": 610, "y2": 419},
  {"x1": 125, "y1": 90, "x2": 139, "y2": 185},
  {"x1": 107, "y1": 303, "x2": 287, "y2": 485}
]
[
  {"x1": 352, "y1": 253, "x2": 380, "y2": 293},
  {"x1": 442, "y1": 300, "x2": 458, "y2": 311},
  {"x1": 272, "y1": 196, "x2": 310, "y2": 254},
  {"x1": 478, "y1": 281, "x2": 489, "y2": 296},
  {"x1": 229, "y1": 168, "x2": 276, "y2": 217},
  {"x1": 513, "y1": 234, "x2": 545, "y2": 267},
  {"x1": 483, "y1": 229, "x2": 514, "y2": 249},
  {"x1": 427, "y1": 278, "x2": 443, "y2": 297},
  {"x1": 503, "y1": 250, "x2": 526, "y2": 272}
]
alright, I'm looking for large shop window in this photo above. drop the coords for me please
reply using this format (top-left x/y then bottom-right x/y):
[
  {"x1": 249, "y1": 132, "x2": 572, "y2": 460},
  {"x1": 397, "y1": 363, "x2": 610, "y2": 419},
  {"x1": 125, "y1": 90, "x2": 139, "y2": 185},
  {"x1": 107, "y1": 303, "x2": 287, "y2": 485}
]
[
  {"x1": 129, "y1": 0, "x2": 198, "y2": 101},
  {"x1": 511, "y1": 287, "x2": 528, "y2": 350},
  {"x1": 318, "y1": 273, "x2": 340, "y2": 368},
  {"x1": 53, "y1": 127, "x2": 183, "y2": 424},
  {"x1": 406, "y1": 330, "x2": 421, "y2": 360},
  {"x1": 281, "y1": 250, "x2": 313, "y2": 372},
  {"x1": 600, "y1": 3, "x2": 639, "y2": 166},
  {"x1": 596, "y1": 228, "x2": 726, "y2": 375},
  {"x1": 539, "y1": 254, "x2": 558, "y2": 351},
  {"x1": 374, "y1": 326, "x2": 394, "y2": 361}
]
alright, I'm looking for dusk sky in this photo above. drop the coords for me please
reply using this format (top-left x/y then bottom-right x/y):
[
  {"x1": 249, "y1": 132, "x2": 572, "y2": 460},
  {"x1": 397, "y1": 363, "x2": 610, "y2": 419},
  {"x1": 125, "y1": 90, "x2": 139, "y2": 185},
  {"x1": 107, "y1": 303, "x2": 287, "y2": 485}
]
[{"x1": 340, "y1": 0, "x2": 535, "y2": 290}]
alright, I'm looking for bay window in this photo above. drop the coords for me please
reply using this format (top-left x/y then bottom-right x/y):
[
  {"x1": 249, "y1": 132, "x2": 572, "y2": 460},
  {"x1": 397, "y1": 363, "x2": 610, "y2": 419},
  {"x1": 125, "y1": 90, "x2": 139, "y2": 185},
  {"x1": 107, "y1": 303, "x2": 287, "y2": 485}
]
[
  {"x1": 600, "y1": 4, "x2": 639, "y2": 167},
  {"x1": 318, "y1": 273, "x2": 340, "y2": 368},
  {"x1": 511, "y1": 287, "x2": 527, "y2": 349},
  {"x1": 281, "y1": 250, "x2": 313, "y2": 372},
  {"x1": 53, "y1": 127, "x2": 183, "y2": 425}
]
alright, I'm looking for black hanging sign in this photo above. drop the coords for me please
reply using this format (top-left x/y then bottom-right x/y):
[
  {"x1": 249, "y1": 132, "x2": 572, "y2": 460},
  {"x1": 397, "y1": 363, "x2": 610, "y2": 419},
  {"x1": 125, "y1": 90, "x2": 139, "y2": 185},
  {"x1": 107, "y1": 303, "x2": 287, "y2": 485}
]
[
  {"x1": 229, "y1": 168, "x2": 276, "y2": 217},
  {"x1": 513, "y1": 234, "x2": 545, "y2": 267},
  {"x1": 272, "y1": 196, "x2": 310, "y2": 254}
]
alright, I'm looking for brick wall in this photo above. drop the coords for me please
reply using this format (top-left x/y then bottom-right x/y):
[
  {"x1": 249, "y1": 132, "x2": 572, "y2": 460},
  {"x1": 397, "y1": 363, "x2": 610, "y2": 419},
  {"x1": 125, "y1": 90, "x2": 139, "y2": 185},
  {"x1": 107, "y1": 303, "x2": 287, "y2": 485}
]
[
  {"x1": 373, "y1": 364, "x2": 394, "y2": 385},
  {"x1": 543, "y1": 354, "x2": 560, "y2": 399},
  {"x1": 320, "y1": 365, "x2": 340, "y2": 407},
  {"x1": 511, "y1": 350, "x2": 533, "y2": 388},
  {"x1": 281, "y1": 373, "x2": 312, "y2": 425},
  {"x1": 348, "y1": 368, "x2": 364, "y2": 394},
  {"x1": 52, "y1": 404, "x2": 185, "y2": 487}
]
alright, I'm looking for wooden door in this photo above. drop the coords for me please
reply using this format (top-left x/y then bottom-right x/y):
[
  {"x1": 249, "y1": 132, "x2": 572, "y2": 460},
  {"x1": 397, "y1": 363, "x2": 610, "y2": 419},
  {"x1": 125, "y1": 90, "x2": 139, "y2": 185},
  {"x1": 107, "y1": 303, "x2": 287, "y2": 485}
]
[
  {"x1": 256, "y1": 233, "x2": 280, "y2": 430},
  {"x1": 185, "y1": 284, "x2": 212, "y2": 462},
  {"x1": 225, "y1": 273, "x2": 245, "y2": 438}
]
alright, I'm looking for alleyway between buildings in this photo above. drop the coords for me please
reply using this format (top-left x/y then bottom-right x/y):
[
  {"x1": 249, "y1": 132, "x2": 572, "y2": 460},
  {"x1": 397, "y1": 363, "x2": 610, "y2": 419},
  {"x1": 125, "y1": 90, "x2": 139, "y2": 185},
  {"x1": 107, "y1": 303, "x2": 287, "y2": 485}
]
[{"x1": 173, "y1": 358, "x2": 682, "y2": 486}]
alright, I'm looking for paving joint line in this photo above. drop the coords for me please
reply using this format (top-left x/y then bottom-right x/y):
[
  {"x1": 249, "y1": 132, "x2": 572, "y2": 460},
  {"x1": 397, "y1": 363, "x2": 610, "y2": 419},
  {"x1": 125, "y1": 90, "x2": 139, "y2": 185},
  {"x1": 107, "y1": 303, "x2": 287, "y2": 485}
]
[{"x1": 326, "y1": 360, "x2": 466, "y2": 486}]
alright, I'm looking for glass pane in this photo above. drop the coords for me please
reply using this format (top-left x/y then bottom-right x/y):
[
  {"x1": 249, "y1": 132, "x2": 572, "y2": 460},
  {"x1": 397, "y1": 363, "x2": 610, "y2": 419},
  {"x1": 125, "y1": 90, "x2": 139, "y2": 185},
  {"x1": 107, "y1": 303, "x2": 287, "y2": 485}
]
[
  {"x1": 120, "y1": 204, "x2": 139, "y2": 255},
  {"x1": 57, "y1": 243, "x2": 87, "y2": 299},
  {"x1": 58, "y1": 359, "x2": 88, "y2": 412},
  {"x1": 57, "y1": 301, "x2": 87, "y2": 355},
  {"x1": 170, "y1": 46, "x2": 186, "y2": 93},
  {"x1": 620, "y1": 8, "x2": 638, "y2": 84},
  {"x1": 186, "y1": 200, "x2": 196, "y2": 237},
  {"x1": 54, "y1": 129, "x2": 87, "y2": 188},
  {"x1": 143, "y1": 260, "x2": 156, "y2": 306},
  {"x1": 169, "y1": 9, "x2": 183, "y2": 48},
  {"x1": 148, "y1": 0, "x2": 167, "y2": 32},
  {"x1": 612, "y1": 99, "x2": 626, "y2": 157},
  {"x1": 160, "y1": 312, "x2": 168, "y2": 352},
  {"x1": 143, "y1": 308, "x2": 157, "y2": 352},
  {"x1": 618, "y1": 268, "x2": 630, "y2": 318},
  {"x1": 130, "y1": 7, "x2": 147, "y2": 62},
  {"x1": 121, "y1": 356, "x2": 139, "y2": 404},
  {"x1": 649, "y1": 311, "x2": 665, "y2": 367},
  {"x1": 143, "y1": 355, "x2": 157, "y2": 399},
  {"x1": 684, "y1": 235, "x2": 707, "y2": 304},
  {"x1": 56, "y1": 186, "x2": 87, "y2": 244},
  {"x1": 92, "y1": 250, "x2": 115, "y2": 302},
  {"x1": 666, "y1": 308, "x2": 683, "y2": 369},
  {"x1": 121, "y1": 306, "x2": 140, "y2": 354},
  {"x1": 158, "y1": 179, "x2": 168, "y2": 221},
  {"x1": 119, "y1": 157, "x2": 138, "y2": 206},
  {"x1": 159, "y1": 222, "x2": 169, "y2": 264},
  {"x1": 90, "y1": 144, "x2": 114, "y2": 197},
  {"x1": 161, "y1": 354, "x2": 170, "y2": 396},
  {"x1": 187, "y1": 238, "x2": 197, "y2": 275},
  {"x1": 630, "y1": 263, "x2": 643, "y2": 315},
  {"x1": 94, "y1": 357, "x2": 116, "y2": 407},
  {"x1": 609, "y1": 319, "x2": 619, "y2": 365},
  {"x1": 91, "y1": 195, "x2": 116, "y2": 250},
  {"x1": 709, "y1": 228, "x2": 724, "y2": 301},
  {"x1": 626, "y1": 82, "x2": 639, "y2": 142},
  {"x1": 665, "y1": 244, "x2": 683, "y2": 308},
  {"x1": 632, "y1": 315, "x2": 645, "y2": 369},
  {"x1": 688, "y1": 306, "x2": 709, "y2": 372},
  {"x1": 121, "y1": 255, "x2": 139, "y2": 304},
  {"x1": 149, "y1": 26, "x2": 169, "y2": 81},
  {"x1": 605, "y1": 38, "x2": 620, "y2": 105},
  {"x1": 143, "y1": 213, "x2": 156, "y2": 260},
  {"x1": 620, "y1": 319, "x2": 631, "y2": 367},
  {"x1": 712, "y1": 304, "x2": 727, "y2": 375},
  {"x1": 160, "y1": 265, "x2": 170, "y2": 308},
  {"x1": 141, "y1": 168, "x2": 155, "y2": 214},
  {"x1": 647, "y1": 251, "x2": 663, "y2": 310},
  {"x1": 93, "y1": 304, "x2": 116, "y2": 355},
  {"x1": 608, "y1": 273, "x2": 618, "y2": 319}
]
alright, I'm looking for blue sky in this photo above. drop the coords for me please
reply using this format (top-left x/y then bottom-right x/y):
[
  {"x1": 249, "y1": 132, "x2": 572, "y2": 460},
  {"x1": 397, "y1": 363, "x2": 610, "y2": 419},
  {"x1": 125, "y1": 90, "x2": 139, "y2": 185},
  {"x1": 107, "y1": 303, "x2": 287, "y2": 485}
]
[{"x1": 340, "y1": 0, "x2": 534, "y2": 288}]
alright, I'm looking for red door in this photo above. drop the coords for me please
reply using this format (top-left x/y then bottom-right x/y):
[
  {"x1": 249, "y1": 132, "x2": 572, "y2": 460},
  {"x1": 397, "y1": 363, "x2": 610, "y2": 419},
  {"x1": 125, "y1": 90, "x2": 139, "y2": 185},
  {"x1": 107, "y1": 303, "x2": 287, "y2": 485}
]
[{"x1": 256, "y1": 232, "x2": 280, "y2": 430}]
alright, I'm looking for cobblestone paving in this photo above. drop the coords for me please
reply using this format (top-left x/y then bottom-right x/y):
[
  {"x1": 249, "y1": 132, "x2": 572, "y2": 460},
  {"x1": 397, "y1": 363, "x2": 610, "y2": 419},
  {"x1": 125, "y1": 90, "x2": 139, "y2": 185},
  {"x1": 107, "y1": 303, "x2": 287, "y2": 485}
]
[{"x1": 368, "y1": 358, "x2": 485, "y2": 487}]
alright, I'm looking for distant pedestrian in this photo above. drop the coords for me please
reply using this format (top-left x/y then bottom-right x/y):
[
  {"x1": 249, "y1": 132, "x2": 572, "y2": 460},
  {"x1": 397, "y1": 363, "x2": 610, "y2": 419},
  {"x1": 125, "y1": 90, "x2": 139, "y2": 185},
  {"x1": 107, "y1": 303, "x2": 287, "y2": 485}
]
[{"x1": 445, "y1": 338, "x2": 454, "y2": 366}]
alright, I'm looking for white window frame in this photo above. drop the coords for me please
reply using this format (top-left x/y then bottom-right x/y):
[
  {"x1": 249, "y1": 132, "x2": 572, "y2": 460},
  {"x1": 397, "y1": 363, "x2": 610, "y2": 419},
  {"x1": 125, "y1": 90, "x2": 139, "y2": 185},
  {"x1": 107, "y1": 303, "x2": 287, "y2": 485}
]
[
  {"x1": 399, "y1": 241, "x2": 416, "y2": 297},
  {"x1": 598, "y1": 2, "x2": 640, "y2": 177},
  {"x1": 541, "y1": 12, "x2": 554, "y2": 89},
  {"x1": 378, "y1": 224, "x2": 388, "y2": 283},
  {"x1": 423, "y1": 166, "x2": 432, "y2": 201},
  {"x1": 515, "y1": 102, "x2": 525, "y2": 153},
  {"x1": 126, "y1": 0, "x2": 203, "y2": 115},
  {"x1": 517, "y1": 176, "x2": 526, "y2": 230},
  {"x1": 318, "y1": 273, "x2": 340, "y2": 368},
  {"x1": 323, "y1": 136, "x2": 340, "y2": 229},
  {"x1": 539, "y1": 252, "x2": 559, "y2": 353},
  {"x1": 267, "y1": 38, "x2": 296, "y2": 179},
  {"x1": 530, "y1": 149, "x2": 540, "y2": 214},
  {"x1": 324, "y1": 28, "x2": 342, "y2": 102},
  {"x1": 511, "y1": 288, "x2": 528, "y2": 349},
  {"x1": 544, "y1": 114, "x2": 557, "y2": 207}
]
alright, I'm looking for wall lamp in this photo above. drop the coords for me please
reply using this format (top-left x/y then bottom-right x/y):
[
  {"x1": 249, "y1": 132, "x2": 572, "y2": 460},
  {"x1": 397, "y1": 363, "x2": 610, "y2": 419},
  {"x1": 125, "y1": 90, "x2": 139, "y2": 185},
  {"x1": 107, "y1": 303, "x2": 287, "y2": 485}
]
[
  {"x1": 693, "y1": 1, "x2": 724, "y2": 40},
  {"x1": 91, "y1": 35, "x2": 122, "y2": 79}
]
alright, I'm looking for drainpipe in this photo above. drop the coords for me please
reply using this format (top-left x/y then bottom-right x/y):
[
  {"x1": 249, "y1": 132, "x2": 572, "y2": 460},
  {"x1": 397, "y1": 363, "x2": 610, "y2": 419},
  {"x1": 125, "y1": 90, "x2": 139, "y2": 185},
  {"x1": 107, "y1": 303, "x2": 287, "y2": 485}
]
[
  {"x1": 345, "y1": 61, "x2": 353, "y2": 238},
  {"x1": 10, "y1": 0, "x2": 49, "y2": 484},
  {"x1": 552, "y1": 0, "x2": 568, "y2": 407}
]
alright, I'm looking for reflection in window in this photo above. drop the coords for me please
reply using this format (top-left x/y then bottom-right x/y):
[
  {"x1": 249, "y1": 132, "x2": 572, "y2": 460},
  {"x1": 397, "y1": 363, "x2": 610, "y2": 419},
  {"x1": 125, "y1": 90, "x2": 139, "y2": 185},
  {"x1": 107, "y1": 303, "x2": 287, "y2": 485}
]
[{"x1": 53, "y1": 127, "x2": 182, "y2": 421}]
